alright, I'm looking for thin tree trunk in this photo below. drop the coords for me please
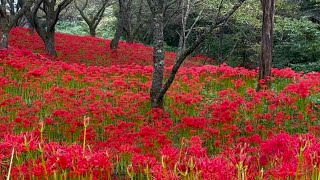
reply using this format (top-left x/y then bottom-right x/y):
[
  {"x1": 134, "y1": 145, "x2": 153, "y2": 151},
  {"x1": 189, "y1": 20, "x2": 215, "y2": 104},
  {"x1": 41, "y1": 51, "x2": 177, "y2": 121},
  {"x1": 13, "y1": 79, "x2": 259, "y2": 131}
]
[
  {"x1": 154, "y1": 1, "x2": 245, "y2": 105},
  {"x1": 150, "y1": 13, "x2": 165, "y2": 109},
  {"x1": 147, "y1": 0, "x2": 245, "y2": 109},
  {"x1": 218, "y1": 27, "x2": 224, "y2": 64},
  {"x1": 257, "y1": 0, "x2": 275, "y2": 91},
  {"x1": 177, "y1": 0, "x2": 187, "y2": 58},
  {"x1": 177, "y1": 33, "x2": 184, "y2": 58}
]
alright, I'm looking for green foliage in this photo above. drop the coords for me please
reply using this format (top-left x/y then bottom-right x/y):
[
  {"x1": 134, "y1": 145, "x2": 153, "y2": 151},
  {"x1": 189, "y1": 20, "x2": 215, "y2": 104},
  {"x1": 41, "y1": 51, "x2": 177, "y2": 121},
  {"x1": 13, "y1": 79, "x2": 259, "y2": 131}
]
[
  {"x1": 56, "y1": 19, "x2": 116, "y2": 38},
  {"x1": 274, "y1": 17, "x2": 320, "y2": 68},
  {"x1": 234, "y1": 0, "x2": 261, "y2": 28},
  {"x1": 289, "y1": 61, "x2": 320, "y2": 72},
  {"x1": 56, "y1": 21, "x2": 89, "y2": 36},
  {"x1": 96, "y1": 17, "x2": 117, "y2": 38},
  {"x1": 203, "y1": 27, "x2": 259, "y2": 68},
  {"x1": 200, "y1": 0, "x2": 320, "y2": 71}
]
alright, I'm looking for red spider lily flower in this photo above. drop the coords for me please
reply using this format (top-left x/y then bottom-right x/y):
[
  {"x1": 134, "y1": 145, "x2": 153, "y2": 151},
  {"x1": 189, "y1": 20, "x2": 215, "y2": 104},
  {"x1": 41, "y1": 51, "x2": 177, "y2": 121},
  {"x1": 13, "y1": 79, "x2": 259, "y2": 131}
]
[
  {"x1": 151, "y1": 164, "x2": 179, "y2": 180},
  {"x1": 182, "y1": 117, "x2": 208, "y2": 129},
  {"x1": 187, "y1": 136, "x2": 207, "y2": 158},
  {"x1": 131, "y1": 153, "x2": 157, "y2": 172},
  {"x1": 199, "y1": 156, "x2": 235, "y2": 179}
]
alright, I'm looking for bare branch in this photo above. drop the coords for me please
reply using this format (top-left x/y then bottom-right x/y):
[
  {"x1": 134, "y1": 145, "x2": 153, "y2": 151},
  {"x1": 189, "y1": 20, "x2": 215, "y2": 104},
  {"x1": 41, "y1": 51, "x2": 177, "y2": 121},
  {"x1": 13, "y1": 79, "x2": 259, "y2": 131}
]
[
  {"x1": 75, "y1": 0, "x2": 113, "y2": 36},
  {"x1": 185, "y1": 9, "x2": 202, "y2": 40},
  {"x1": 156, "y1": 0, "x2": 246, "y2": 103},
  {"x1": 74, "y1": 0, "x2": 91, "y2": 25},
  {"x1": 74, "y1": 0, "x2": 88, "y2": 12},
  {"x1": 8, "y1": 0, "x2": 33, "y2": 29},
  {"x1": 222, "y1": 38, "x2": 239, "y2": 62}
]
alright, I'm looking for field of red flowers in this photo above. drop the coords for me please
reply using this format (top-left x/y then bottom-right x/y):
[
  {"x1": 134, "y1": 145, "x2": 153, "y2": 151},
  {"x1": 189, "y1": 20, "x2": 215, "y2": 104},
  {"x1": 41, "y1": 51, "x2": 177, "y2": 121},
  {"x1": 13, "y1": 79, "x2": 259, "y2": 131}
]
[{"x1": 0, "y1": 27, "x2": 319, "y2": 179}]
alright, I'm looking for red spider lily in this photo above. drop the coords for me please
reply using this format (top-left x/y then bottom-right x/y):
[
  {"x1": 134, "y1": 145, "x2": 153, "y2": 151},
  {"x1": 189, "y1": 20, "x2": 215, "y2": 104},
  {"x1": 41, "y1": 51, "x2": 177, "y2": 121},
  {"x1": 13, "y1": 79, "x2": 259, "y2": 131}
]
[
  {"x1": 0, "y1": 27, "x2": 318, "y2": 179},
  {"x1": 131, "y1": 153, "x2": 157, "y2": 172},
  {"x1": 182, "y1": 117, "x2": 208, "y2": 129}
]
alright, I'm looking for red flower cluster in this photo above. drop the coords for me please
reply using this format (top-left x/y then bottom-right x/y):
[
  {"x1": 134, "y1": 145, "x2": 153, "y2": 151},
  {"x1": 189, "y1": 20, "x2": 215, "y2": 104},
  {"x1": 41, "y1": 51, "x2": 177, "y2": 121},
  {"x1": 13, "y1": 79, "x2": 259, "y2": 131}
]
[{"x1": 0, "y1": 28, "x2": 318, "y2": 179}]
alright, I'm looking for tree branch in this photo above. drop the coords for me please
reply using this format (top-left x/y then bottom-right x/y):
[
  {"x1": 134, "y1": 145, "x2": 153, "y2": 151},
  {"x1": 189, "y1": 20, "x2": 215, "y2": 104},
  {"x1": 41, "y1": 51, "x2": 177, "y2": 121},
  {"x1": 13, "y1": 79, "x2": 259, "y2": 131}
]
[
  {"x1": 74, "y1": 0, "x2": 91, "y2": 25},
  {"x1": 8, "y1": 0, "x2": 33, "y2": 29},
  {"x1": 48, "y1": 0, "x2": 72, "y2": 32},
  {"x1": 156, "y1": 0, "x2": 246, "y2": 102}
]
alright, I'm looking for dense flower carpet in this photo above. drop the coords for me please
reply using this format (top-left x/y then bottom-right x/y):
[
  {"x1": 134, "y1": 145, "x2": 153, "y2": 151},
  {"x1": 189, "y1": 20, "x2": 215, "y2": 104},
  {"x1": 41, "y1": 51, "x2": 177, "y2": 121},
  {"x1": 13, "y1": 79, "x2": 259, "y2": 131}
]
[{"x1": 0, "y1": 28, "x2": 319, "y2": 179}]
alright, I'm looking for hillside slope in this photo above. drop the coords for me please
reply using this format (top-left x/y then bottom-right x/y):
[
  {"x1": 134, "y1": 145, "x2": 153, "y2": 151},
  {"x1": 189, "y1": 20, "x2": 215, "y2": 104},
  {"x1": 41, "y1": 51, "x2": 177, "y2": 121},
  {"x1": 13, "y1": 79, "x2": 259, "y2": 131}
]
[
  {"x1": 0, "y1": 28, "x2": 319, "y2": 179},
  {"x1": 10, "y1": 28, "x2": 212, "y2": 67}
]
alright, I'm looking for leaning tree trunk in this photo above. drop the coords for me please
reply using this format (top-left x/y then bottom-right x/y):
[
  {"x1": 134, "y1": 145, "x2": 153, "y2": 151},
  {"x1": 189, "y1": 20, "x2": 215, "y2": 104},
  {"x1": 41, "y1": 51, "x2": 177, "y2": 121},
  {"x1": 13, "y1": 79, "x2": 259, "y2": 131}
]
[
  {"x1": 150, "y1": 13, "x2": 165, "y2": 109},
  {"x1": 257, "y1": 0, "x2": 275, "y2": 91}
]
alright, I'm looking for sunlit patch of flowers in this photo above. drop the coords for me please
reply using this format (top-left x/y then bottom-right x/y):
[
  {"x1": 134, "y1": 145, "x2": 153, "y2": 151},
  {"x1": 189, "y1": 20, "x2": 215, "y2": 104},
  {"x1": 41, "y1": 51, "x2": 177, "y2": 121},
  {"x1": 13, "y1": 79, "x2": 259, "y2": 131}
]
[{"x1": 0, "y1": 28, "x2": 319, "y2": 179}]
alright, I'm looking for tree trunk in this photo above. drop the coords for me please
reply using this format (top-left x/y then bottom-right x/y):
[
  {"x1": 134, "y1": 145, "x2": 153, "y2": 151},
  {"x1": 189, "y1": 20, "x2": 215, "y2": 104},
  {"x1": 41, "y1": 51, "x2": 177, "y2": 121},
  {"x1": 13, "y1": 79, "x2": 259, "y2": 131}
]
[
  {"x1": 0, "y1": 0, "x2": 33, "y2": 49},
  {"x1": 126, "y1": 30, "x2": 134, "y2": 43},
  {"x1": 218, "y1": 27, "x2": 224, "y2": 64},
  {"x1": 257, "y1": 0, "x2": 275, "y2": 91},
  {"x1": 110, "y1": 0, "x2": 125, "y2": 49},
  {"x1": 0, "y1": 30, "x2": 9, "y2": 49},
  {"x1": 111, "y1": 0, "x2": 133, "y2": 48},
  {"x1": 44, "y1": 32, "x2": 57, "y2": 57},
  {"x1": 150, "y1": 13, "x2": 165, "y2": 109},
  {"x1": 124, "y1": 5, "x2": 133, "y2": 43},
  {"x1": 110, "y1": 23, "x2": 123, "y2": 49},
  {"x1": 89, "y1": 27, "x2": 96, "y2": 37},
  {"x1": 0, "y1": 3, "x2": 9, "y2": 49},
  {"x1": 148, "y1": 0, "x2": 245, "y2": 110}
]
